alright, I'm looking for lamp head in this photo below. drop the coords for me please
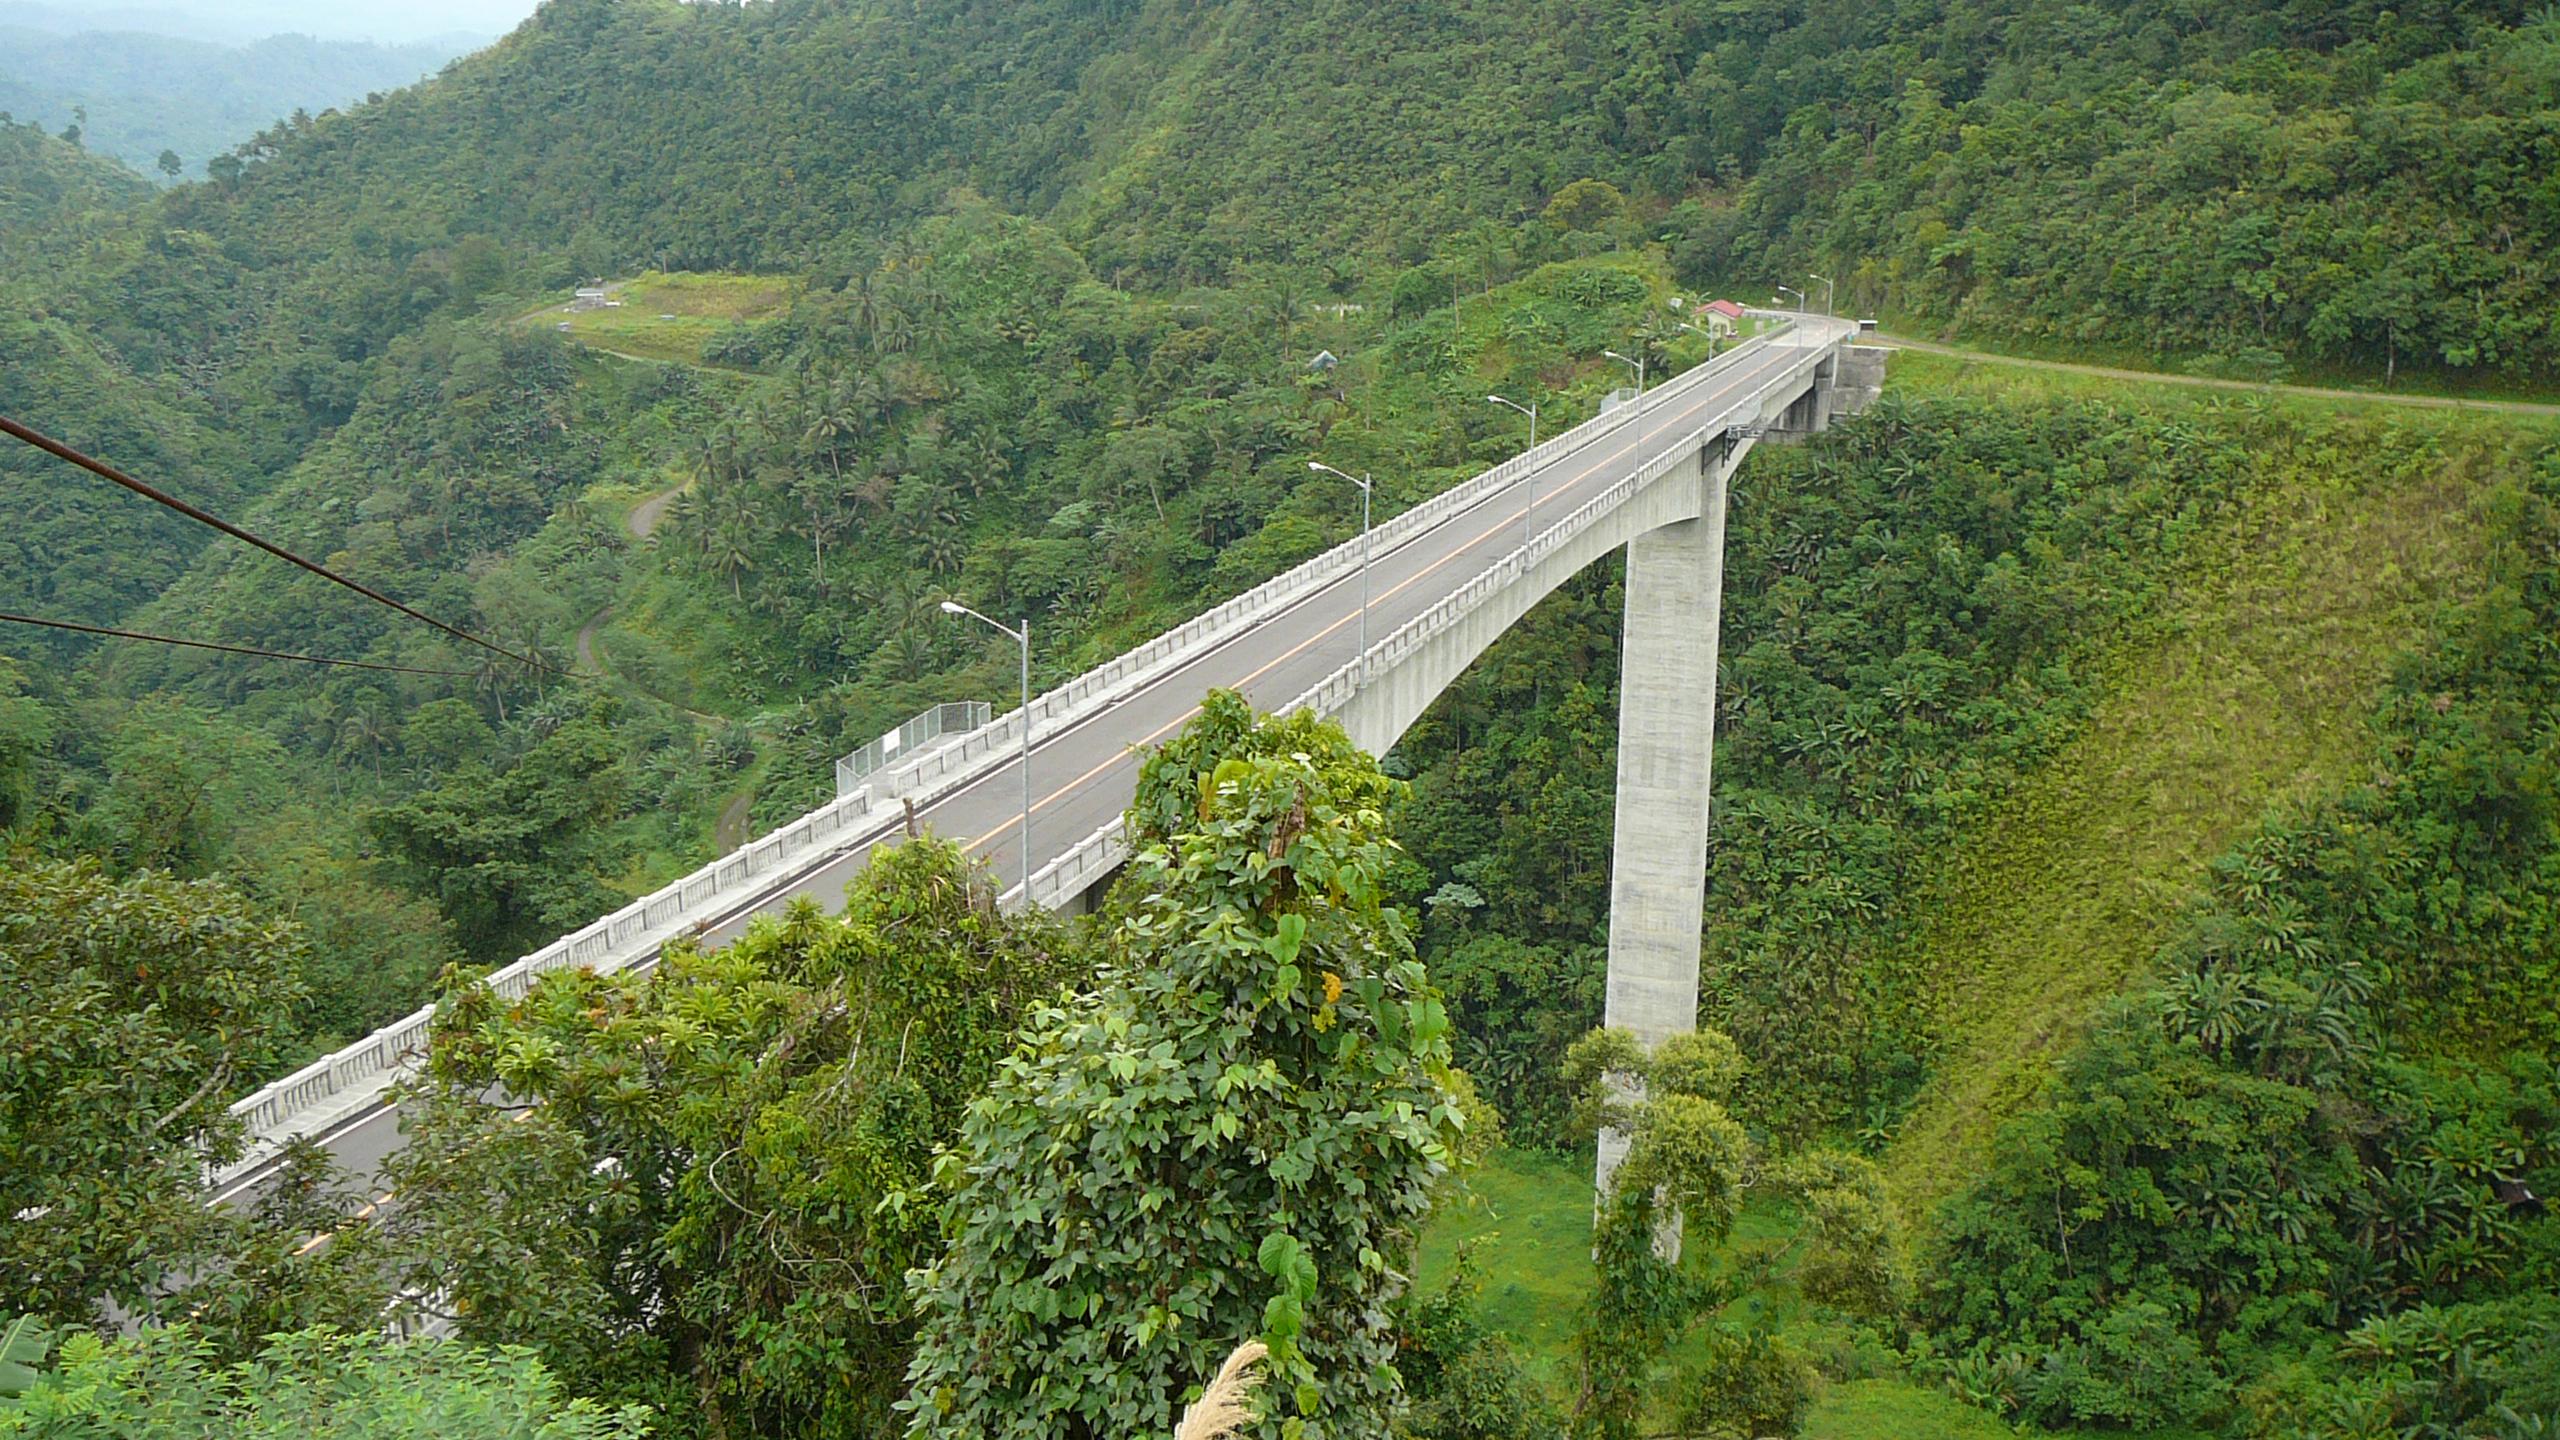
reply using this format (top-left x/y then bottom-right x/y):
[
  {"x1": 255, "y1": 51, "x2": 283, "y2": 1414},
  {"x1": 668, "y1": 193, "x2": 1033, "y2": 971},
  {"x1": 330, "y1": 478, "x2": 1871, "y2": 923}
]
[{"x1": 939, "y1": 600, "x2": 967, "y2": 615}]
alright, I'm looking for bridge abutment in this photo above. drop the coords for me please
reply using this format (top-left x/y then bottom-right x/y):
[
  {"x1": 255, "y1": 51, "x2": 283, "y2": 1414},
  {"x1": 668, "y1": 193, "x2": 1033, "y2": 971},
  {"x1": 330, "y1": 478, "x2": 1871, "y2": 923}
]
[{"x1": 1767, "y1": 343, "x2": 1887, "y2": 441}]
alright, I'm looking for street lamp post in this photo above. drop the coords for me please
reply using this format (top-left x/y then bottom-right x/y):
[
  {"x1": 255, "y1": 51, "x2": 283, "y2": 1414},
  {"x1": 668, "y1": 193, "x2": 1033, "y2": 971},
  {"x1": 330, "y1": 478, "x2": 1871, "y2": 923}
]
[
  {"x1": 1605, "y1": 346, "x2": 1649, "y2": 455},
  {"x1": 1307, "y1": 461, "x2": 1374, "y2": 680},
  {"x1": 1808, "y1": 273, "x2": 1835, "y2": 316},
  {"x1": 1675, "y1": 319, "x2": 1718, "y2": 359},
  {"x1": 1773, "y1": 283, "x2": 1806, "y2": 311},
  {"x1": 938, "y1": 599, "x2": 1031, "y2": 893},
  {"x1": 1485, "y1": 394, "x2": 1538, "y2": 549}
]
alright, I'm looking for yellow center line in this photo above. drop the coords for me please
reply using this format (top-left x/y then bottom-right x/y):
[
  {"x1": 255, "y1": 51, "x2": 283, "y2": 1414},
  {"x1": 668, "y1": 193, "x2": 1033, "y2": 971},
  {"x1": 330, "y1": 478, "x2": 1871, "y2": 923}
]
[
  {"x1": 287, "y1": 1108, "x2": 536, "y2": 1257},
  {"x1": 957, "y1": 362, "x2": 1771, "y2": 853}
]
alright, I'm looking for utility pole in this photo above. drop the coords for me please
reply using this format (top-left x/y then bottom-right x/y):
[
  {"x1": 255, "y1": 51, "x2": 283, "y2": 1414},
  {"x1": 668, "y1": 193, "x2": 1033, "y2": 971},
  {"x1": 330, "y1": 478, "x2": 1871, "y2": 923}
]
[{"x1": 1606, "y1": 347, "x2": 1648, "y2": 456}]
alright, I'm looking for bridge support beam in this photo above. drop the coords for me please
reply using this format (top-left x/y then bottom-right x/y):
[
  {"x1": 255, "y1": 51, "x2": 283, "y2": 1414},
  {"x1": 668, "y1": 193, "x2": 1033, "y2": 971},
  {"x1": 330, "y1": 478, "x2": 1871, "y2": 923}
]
[{"x1": 1594, "y1": 446, "x2": 1735, "y2": 1240}]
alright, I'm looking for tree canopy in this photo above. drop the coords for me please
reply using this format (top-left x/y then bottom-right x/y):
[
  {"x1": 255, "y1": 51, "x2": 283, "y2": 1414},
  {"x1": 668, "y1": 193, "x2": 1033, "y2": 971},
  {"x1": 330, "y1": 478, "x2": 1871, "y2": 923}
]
[{"x1": 901, "y1": 692, "x2": 1467, "y2": 1440}]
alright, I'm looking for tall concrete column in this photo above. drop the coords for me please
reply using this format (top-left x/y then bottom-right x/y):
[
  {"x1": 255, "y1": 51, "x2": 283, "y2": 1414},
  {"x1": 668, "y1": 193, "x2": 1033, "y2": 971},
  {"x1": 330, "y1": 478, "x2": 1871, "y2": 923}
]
[{"x1": 1594, "y1": 451, "x2": 1733, "y2": 1227}]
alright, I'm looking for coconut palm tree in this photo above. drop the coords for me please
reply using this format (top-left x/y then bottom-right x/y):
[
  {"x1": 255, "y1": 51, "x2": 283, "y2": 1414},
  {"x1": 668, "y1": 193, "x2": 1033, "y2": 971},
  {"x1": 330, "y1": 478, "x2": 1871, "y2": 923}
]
[
  {"x1": 688, "y1": 433, "x2": 730, "y2": 490},
  {"x1": 851, "y1": 459, "x2": 896, "y2": 519},
  {"x1": 803, "y1": 396, "x2": 854, "y2": 485},
  {"x1": 338, "y1": 705, "x2": 391, "y2": 779},
  {"x1": 792, "y1": 473, "x2": 843, "y2": 589},
  {"x1": 471, "y1": 651, "x2": 515, "y2": 724},
  {"x1": 849, "y1": 275, "x2": 883, "y2": 344},
  {"x1": 876, "y1": 307, "x2": 918, "y2": 356},
  {"x1": 917, "y1": 528, "x2": 967, "y2": 576},
  {"x1": 708, "y1": 519, "x2": 758, "y2": 600},
  {"x1": 959, "y1": 436, "x2": 1010, "y2": 502}
]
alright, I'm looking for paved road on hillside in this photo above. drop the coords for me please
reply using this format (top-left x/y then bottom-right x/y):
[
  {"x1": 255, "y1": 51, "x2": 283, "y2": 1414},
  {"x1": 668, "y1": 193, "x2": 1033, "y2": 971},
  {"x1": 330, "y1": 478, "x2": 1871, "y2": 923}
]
[{"x1": 212, "y1": 325, "x2": 1851, "y2": 1207}]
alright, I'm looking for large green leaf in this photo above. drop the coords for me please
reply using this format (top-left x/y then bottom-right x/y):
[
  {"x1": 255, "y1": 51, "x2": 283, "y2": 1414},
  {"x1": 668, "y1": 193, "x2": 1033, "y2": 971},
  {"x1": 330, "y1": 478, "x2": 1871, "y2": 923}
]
[{"x1": 0, "y1": 1314, "x2": 52, "y2": 1399}]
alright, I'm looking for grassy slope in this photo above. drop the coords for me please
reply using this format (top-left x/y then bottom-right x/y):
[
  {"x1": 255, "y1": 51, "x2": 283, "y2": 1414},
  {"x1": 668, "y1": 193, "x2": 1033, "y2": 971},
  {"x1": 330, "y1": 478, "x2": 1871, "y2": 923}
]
[
  {"x1": 1873, "y1": 333, "x2": 2560, "y2": 417},
  {"x1": 1880, "y1": 356, "x2": 2532, "y2": 1215}
]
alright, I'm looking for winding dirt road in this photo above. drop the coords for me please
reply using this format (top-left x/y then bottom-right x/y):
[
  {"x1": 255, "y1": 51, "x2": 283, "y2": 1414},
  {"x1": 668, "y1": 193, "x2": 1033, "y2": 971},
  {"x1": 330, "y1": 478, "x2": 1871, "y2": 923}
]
[{"x1": 570, "y1": 481, "x2": 721, "y2": 735}]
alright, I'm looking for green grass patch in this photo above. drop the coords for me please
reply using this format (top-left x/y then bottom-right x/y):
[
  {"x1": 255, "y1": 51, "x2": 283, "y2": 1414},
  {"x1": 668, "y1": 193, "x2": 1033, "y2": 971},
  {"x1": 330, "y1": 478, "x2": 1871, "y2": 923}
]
[
  {"x1": 1805, "y1": 1379, "x2": 2025, "y2": 1439},
  {"x1": 517, "y1": 269, "x2": 801, "y2": 368},
  {"x1": 1881, "y1": 388, "x2": 2507, "y2": 1216},
  {"x1": 1420, "y1": 1147, "x2": 1591, "y2": 1390},
  {"x1": 1877, "y1": 333, "x2": 2560, "y2": 418},
  {"x1": 1804, "y1": 1378, "x2": 2214, "y2": 1440},
  {"x1": 1423, "y1": 1150, "x2": 2211, "y2": 1439}
]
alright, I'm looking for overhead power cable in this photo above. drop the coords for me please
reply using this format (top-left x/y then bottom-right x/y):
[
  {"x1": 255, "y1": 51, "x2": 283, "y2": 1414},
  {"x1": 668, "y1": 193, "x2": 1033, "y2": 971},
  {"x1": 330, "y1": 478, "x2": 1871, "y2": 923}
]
[
  {"x1": 0, "y1": 414, "x2": 561, "y2": 675},
  {"x1": 0, "y1": 610, "x2": 480, "y2": 676}
]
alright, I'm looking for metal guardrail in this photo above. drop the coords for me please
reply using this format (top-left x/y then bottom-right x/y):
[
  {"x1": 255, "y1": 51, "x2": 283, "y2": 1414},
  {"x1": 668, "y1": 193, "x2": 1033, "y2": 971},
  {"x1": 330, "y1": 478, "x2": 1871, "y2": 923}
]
[
  {"x1": 217, "y1": 325, "x2": 1812, "y2": 1185},
  {"x1": 1017, "y1": 332, "x2": 1838, "y2": 914},
  {"x1": 836, "y1": 701, "x2": 990, "y2": 797}
]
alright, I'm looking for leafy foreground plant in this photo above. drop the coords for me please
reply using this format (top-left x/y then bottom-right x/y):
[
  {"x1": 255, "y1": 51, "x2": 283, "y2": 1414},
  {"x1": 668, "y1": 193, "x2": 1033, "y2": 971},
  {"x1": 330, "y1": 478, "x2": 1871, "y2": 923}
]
[
  {"x1": 365, "y1": 836, "x2": 1072, "y2": 1438},
  {"x1": 1561, "y1": 1028, "x2": 1906, "y2": 1440},
  {"x1": 0, "y1": 1325, "x2": 649, "y2": 1438},
  {"x1": 900, "y1": 690, "x2": 1469, "y2": 1440},
  {"x1": 0, "y1": 860, "x2": 306, "y2": 1329}
]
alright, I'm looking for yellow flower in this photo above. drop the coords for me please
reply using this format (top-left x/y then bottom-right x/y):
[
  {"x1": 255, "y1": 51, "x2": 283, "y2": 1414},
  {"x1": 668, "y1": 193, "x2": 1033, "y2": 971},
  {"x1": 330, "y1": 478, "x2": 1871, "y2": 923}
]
[{"x1": 1321, "y1": 971, "x2": 1344, "y2": 1006}]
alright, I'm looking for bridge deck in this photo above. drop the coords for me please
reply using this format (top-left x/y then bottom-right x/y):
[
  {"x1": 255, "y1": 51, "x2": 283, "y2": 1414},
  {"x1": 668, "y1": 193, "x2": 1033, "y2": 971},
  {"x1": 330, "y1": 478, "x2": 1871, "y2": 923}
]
[{"x1": 211, "y1": 317, "x2": 1857, "y2": 1204}]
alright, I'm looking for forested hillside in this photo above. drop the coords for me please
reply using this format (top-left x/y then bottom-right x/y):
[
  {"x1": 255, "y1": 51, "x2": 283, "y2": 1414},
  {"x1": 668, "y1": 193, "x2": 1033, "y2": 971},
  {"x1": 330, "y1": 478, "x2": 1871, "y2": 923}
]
[
  {"x1": 0, "y1": 27, "x2": 470, "y2": 183},
  {"x1": 0, "y1": 1, "x2": 2554, "y2": 1437},
  {"x1": 0, "y1": 116, "x2": 149, "y2": 229}
]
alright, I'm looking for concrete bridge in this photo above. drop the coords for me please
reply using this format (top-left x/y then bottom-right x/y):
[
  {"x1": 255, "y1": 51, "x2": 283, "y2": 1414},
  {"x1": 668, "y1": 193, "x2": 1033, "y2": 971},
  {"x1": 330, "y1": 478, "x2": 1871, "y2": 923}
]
[{"x1": 210, "y1": 314, "x2": 1882, "y2": 1204}]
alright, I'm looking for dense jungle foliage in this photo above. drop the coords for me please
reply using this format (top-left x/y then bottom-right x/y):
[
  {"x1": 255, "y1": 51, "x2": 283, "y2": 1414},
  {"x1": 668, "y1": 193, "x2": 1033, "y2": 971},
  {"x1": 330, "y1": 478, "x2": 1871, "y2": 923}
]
[
  {"x1": 1916, "y1": 452, "x2": 2560, "y2": 1436},
  {"x1": 0, "y1": 118, "x2": 148, "y2": 230}
]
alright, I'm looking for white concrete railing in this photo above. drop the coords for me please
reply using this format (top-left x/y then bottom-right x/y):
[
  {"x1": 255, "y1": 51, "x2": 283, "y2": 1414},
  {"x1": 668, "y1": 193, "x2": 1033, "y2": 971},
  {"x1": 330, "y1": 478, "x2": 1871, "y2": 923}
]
[
  {"x1": 219, "y1": 327, "x2": 1803, "y2": 1182},
  {"x1": 220, "y1": 771, "x2": 913, "y2": 1178},
  {"x1": 866, "y1": 323, "x2": 1794, "y2": 809},
  {"x1": 1016, "y1": 335, "x2": 1836, "y2": 913}
]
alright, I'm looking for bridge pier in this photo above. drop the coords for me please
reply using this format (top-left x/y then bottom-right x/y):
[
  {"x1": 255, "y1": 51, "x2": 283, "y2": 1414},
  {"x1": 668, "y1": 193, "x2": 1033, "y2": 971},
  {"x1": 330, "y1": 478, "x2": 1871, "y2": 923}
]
[{"x1": 1594, "y1": 442, "x2": 1738, "y2": 1232}]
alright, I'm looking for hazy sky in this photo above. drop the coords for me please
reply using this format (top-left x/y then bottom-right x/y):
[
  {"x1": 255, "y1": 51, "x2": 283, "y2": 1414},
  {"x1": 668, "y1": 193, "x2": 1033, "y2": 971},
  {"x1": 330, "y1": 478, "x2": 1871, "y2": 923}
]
[{"x1": 6, "y1": 0, "x2": 545, "y2": 44}]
